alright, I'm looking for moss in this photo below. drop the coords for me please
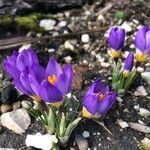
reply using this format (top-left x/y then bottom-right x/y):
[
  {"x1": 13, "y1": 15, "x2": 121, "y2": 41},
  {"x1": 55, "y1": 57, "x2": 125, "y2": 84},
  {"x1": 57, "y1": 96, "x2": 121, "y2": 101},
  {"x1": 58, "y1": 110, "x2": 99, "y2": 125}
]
[
  {"x1": 0, "y1": 16, "x2": 13, "y2": 25},
  {"x1": 115, "y1": 11, "x2": 125, "y2": 20}
]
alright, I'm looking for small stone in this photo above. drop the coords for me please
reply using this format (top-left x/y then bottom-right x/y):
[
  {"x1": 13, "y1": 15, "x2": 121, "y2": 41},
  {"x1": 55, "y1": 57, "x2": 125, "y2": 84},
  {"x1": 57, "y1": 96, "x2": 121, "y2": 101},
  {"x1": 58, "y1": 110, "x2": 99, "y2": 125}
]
[
  {"x1": 117, "y1": 119, "x2": 129, "y2": 128},
  {"x1": 58, "y1": 21, "x2": 67, "y2": 27},
  {"x1": 137, "y1": 67, "x2": 144, "y2": 73},
  {"x1": 134, "y1": 105, "x2": 140, "y2": 111},
  {"x1": 129, "y1": 122, "x2": 150, "y2": 133},
  {"x1": 101, "y1": 62, "x2": 110, "y2": 68},
  {"x1": 26, "y1": 133, "x2": 58, "y2": 150},
  {"x1": 97, "y1": 14, "x2": 104, "y2": 21},
  {"x1": 82, "y1": 131, "x2": 90, "y2": 138},
  {"x1": 134, "y1": 86, "x2": 148, "y2": 96},
  {"x1": 48, "y1": 48, "x2": 55, "y2": 53},
  {"x1": 139, "y1": 108, "x2": 150, "y2": 117},
  {"x1": 64, "y1": 56, "x2": 72, "y2": 63},
  {"x1": 75, "y1": 134, "x2": 89, "y2": 150},
  {"x1": 21, "y1": 101, "x2": 33, "y2": 110},
  {"x1": 66, "y1": 93, "x2": 72, "y2": 99},
  {"x1": 64, "y1": 40, "x2": 74, "y2": 51},
  {"x1": 121, "y1": 21, "x2": 132, "y2": 32},
  {"x1": 83, "y1": 60, "x2": 88, "y2": 64},
  {"x1": 1, "y1": 104, "x2": 13, "y2": 113},
  {"x1": 1, "y1": 84, "x2": 18, "y2": 104},
  {"x1": 39, "y1": 19, "x2": 56, "y2": 30},
  {"x1": 140, "y1": 138, "x2": 150, "y2": 150},
  {"x1": 141, "y1": 72, "x2": 150, "y2": 84},
  {"x1": 1, "y1": 108, "x2": 31, "y2": 134},
  {"x1": 81, "y1": 34, "x2": 90, "y2": 43},
  {"x1": 13, "y1": 101, "x2": 21, "y2": 110}
]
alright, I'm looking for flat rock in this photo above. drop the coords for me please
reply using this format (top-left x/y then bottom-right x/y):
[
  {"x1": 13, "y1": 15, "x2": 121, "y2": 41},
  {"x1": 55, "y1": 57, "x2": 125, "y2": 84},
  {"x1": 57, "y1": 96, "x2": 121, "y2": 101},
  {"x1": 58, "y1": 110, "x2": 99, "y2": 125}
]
[
  {"x1": 0, "y1": 104, "x2": 13, "y2": 113},
  {"x1": 1, "y1": 108, "x2": 31, "y2": 134}
]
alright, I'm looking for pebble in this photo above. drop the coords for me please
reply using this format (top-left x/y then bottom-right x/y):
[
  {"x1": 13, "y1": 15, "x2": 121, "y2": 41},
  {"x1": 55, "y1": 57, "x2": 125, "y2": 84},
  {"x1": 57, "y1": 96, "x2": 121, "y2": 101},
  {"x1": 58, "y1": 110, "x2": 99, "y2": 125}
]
[
  {"x1": 134, "y1": 105, "x2": 140, "y2": 111},
  {"x1": 64, "y1": 56, "x2": 72, "y2": 63},
  {"x1": 39, "y1": 19, "x2": 56, "y2": 30},
  {"x1": 117, "y1": 119, "x2": 129, "y2": 128},
  {"x1": 137, "y1": 67, "x2": 144, "y2": 73},
  {"x1": 58, "y1": 21, "x2": 67, "y2": 27},
  {"x1": 13, "y1": 101, "x2": 21, "y2": 110},
  {"x1": 121, "y1": 21, "x2": 132, "y2": 32},
  {"x1": 19, "y1": 44, "x2": 31, "y2": 53},
  {"x1": 0, "y1": 84, "x2": 18, "y2": 104},
  {"x1": 26, "y1": 133, "x2": 58, "y2": 150},
  {"x1": 101, "y1": 62, "x2": 110, "y2": 68},
  {"x1": 82, "y1": 131, "x2": 90, "y2": 138},
  {"x1": 81, "y1": 34, "x2": 90, "y2": 43},
  {"x1": 48, "y1": 48, "x2": 55, "y2": 53},
  {"x1": 129, "y1": 122, "x2": 150, "y2": 133},
  {"x1": 0, "y1": 104, "x2": 13, "y2": 113},
  {"x1": 64, "y1": 40, "x2": 74, "y2": 51},
  {"x1": 97, "y1": 14, "x2": 105, "y2": 21},
  {"x1": 139, "y1": 108, "x2": 150, "y2": 117},
  {"x1": 141, "y1": 72, "x2": 150, "y2": 84},
  {"x1": 75, "y1": 134, "x2": 89, "y2": 150},
  {"x1": 1, "y1": 108, "x2": 31, "y2": 134},
  {"x1": 140, "y1": 138, "x2": 150, "y2": 149},
  {"x1": 134, "y1": 86, "x2": 148, "y2": 96},
  {"x1": 21, "y1": 100, "x2": 33, "y2": 110}
]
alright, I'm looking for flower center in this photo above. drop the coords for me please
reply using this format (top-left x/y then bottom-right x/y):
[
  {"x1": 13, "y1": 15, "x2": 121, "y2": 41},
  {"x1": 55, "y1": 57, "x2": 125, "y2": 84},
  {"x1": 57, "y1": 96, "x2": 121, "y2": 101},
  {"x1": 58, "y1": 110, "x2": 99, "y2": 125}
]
[
  {"x1": 48, "y1": 74, "x2": 57, "y2": 85},
  {"x1": 109, "y1": 49, "x2": 121, "y2": 59},
  {"x1": 98, "y1": 92, "x2": 105, "y2": 100},
  {"x1": 32, "y1": 95, "x2": 41, "y2": 102},
  {"x1": 135, "y1": 52, "x2": 147, "y2": 63}
]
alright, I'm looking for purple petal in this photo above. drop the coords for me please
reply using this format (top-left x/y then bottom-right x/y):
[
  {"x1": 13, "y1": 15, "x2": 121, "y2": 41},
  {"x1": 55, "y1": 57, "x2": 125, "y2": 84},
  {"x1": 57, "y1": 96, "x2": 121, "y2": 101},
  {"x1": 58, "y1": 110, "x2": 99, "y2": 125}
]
[
  {"x1": 29, "y1": 64, "x2": 45, "y2": 84},
  {"x1": 20, "y1": 72, "x2": 33, "y2": 94},
  {"x1": 109, "y1": 28, "x2": 118, "y2": 49},
  {"x1": 83, "y1": 95, "x2": 99, "y2": 115},
  {"x1": 28, "y1": 74, "x2": 40, "y2": 96},
  {"x1": 135, "y1": 26, "x2": 147, "y2": 52},
  {"x1": 97, "y1": 92, "x2": 116, "y2": 114},
  {"x1": 145, "y1": 30, "x2": 150, "y2": 55},
  {"x1": 93, "y1": 79, "x2": 102, "y2": 93},
  {"x1": 13, "y1": 79, "x2": 32, "y2": 96},
  {"x1": 39, "y1": 80, "x2": 63, "y2": 103},
  {"x1": 45, "y1": 57, "x2": 62, "y2": 78},
  {"x1": 55, "y1": 73, "x2": 69, "y2": 95},
  {"x1": 28, "y1": 48, "x2": 39, "y2": 64},
  {"x1": 124, "y1": 52, "x2": 134, "y2": 71},
  {"x1": 100, "y1": 85, "x2": 110, "y2": 95},
  {"x1": 7, "y1": 51, "x2": 19, "y2": 67},
  {"x1": 3, "y1": 61, "x2": 20, "y2": 79},
  {"x1": 62, "y1": 64, "x2": 73, "y2": 92}
]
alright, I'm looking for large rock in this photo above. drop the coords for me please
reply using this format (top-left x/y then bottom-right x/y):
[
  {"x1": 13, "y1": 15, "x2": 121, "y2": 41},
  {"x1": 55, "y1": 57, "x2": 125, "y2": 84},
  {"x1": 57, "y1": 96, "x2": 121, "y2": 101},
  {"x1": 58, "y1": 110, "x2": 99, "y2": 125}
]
[{"x1": 1, "y1": 108, "x2": 31, "y2": 134}]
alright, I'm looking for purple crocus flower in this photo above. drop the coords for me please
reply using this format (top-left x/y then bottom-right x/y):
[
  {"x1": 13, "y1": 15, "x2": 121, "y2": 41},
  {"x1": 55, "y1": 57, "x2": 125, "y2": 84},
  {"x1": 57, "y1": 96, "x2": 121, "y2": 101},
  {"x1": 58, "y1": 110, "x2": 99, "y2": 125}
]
[
  {"x1": 135, "y1": 26, "x2": 150, "y2": 62},
  {"x1": 82, "y1": 79, "x2": 116, "y2": 118},
  {"x1": 108, "y1": 27, "x2": 125, "y2": 59},
  {"x1": 39, "y1": 57, "x2": 73, "y2": 107},
  {"x1": 123, "y1": 52, "x2": 134, "y2": 78},
  {"x1": 3, "y1": 49, "x2": 41, "y2": 100}
]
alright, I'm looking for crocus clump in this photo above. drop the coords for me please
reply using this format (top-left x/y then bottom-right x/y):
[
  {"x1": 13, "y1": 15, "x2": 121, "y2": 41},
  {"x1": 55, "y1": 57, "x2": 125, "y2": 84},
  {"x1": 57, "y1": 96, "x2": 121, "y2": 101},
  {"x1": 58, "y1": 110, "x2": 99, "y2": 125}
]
[
  {"x1": 123, "y1": 52, "x2": 134, "y2": 78},
  {"x1": 135, "y1": 26, "x2": 150, "y2": 63},
  {"x1": 108, "y1": 27, "x2": 125, "y2": 59},
  {"x1": 82, "y1": 79, "x2": 116, "y2": 118},
  {"x1": 3, "y1": 49, "x2": 73, "y2": 106}
]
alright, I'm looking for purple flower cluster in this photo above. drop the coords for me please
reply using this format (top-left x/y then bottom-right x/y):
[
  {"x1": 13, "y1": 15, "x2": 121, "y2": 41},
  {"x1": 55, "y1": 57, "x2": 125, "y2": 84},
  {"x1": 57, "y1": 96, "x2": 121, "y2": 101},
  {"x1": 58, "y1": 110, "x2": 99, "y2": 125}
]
[
  {"x1": 3, "y1": 49, "x2": 73, "y2": 107},
  {"x1": 82, "y1": 79, "x2": 116, "y2": 118}
]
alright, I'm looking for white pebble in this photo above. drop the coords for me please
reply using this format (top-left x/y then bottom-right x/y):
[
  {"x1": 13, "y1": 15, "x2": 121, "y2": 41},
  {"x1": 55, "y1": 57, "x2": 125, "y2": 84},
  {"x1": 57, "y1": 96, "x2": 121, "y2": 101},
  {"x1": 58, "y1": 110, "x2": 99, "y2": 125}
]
[
  {"x1": 139, "y1": 108, "x2": 150, "y2": 117},
  {"x1": 81, "y1": 34, "x2": 90, "y2": 43},
  {"x1": 117, "y1": 119, "x2": 129, "y2": 128},
  {"x1": 58, "y1": 21, "x2": 67, "y2": 27},
  {"x1": 39, "y1": 19, "x2": 56, "y2": 30},
  {"x1": 64, "y1": 56, "x2": 72, "y2": 63}
]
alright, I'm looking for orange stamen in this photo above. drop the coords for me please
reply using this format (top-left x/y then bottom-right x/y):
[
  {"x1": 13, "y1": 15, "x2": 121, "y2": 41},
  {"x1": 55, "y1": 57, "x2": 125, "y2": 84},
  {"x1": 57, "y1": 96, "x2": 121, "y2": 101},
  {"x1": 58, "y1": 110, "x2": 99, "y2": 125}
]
[
  {"x1": 98, "y1": 92, "x2": 105, "y2": 100},
  {"x1": 48, "y1": 74, "x2": 57, "y2": 85}
]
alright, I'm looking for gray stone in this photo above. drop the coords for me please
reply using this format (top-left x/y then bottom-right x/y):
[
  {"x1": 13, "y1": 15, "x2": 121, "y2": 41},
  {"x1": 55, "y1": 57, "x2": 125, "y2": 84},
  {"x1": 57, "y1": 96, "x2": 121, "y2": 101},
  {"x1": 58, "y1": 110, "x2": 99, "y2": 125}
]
[
  {"x1": 1, "y1": 108, "x2": 31, "y2": 134},
  {"x1": 39, "y1": 19, "x2": 56, "y2": 30},
  {"x1": 13, "y1": 101, "x2": 21, "y2": 110}
]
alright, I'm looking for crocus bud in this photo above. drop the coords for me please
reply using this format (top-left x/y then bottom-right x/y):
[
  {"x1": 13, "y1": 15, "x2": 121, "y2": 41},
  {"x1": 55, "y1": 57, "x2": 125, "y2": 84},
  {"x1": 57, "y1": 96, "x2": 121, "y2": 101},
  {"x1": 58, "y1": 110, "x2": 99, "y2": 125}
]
[
  {"x1": 123, "y1": 52, "x2": 134, "y2": 78},
  {"x1": 108, "y1": 27, "x2": 125, "y2": 59},
  {"x1": 135, "y1": 26, "x2": 150, "y2": 63}
]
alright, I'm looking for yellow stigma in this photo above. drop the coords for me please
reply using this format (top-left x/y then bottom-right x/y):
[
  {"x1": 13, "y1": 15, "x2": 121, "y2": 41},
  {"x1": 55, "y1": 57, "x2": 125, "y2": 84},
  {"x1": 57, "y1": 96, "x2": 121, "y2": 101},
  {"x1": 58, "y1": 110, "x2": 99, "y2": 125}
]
[
  {"x1": 51, "y1": 101, "x2": 63, "y2": 108},
  {"x1": 82, "y1": 107, "x2": 93, "y2": 118},
  {"x1": 48, "y1": 74, "x2": 57, "y2": 85},
  {"x1": 135, "y1": 52, "x2": 147, "y2": 63},
  {"x1": 98, "y1": 92, "x2": 105, "y2": 100},
  {"x1": 32, "y1": 95, "x2": 41, "y2": 102},
  {"x1": 108, "y1": 50, "x2": 121, "y2": 59},
  {"x1": 123, "y1": 70, "x2": 129, "y2": 78}
]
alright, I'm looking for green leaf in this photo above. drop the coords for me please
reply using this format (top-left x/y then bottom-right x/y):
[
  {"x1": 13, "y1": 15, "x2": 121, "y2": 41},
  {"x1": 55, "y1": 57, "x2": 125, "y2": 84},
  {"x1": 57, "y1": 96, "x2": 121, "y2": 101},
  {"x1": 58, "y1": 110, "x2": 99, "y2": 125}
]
[
  {"x1": 59, "y1": 113, "x2": 66, "y2": 137},
  {"x1": 65, "y1": 117, "x2": 81, "y2": 137}
]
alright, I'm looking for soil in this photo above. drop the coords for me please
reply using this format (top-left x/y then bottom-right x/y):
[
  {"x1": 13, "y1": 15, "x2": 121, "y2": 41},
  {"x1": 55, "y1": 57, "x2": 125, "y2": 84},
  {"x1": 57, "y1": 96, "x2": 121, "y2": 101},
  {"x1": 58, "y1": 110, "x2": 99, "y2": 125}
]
[{"x1": 0, "y1": 0, "x2": 150, "y2": 150}]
